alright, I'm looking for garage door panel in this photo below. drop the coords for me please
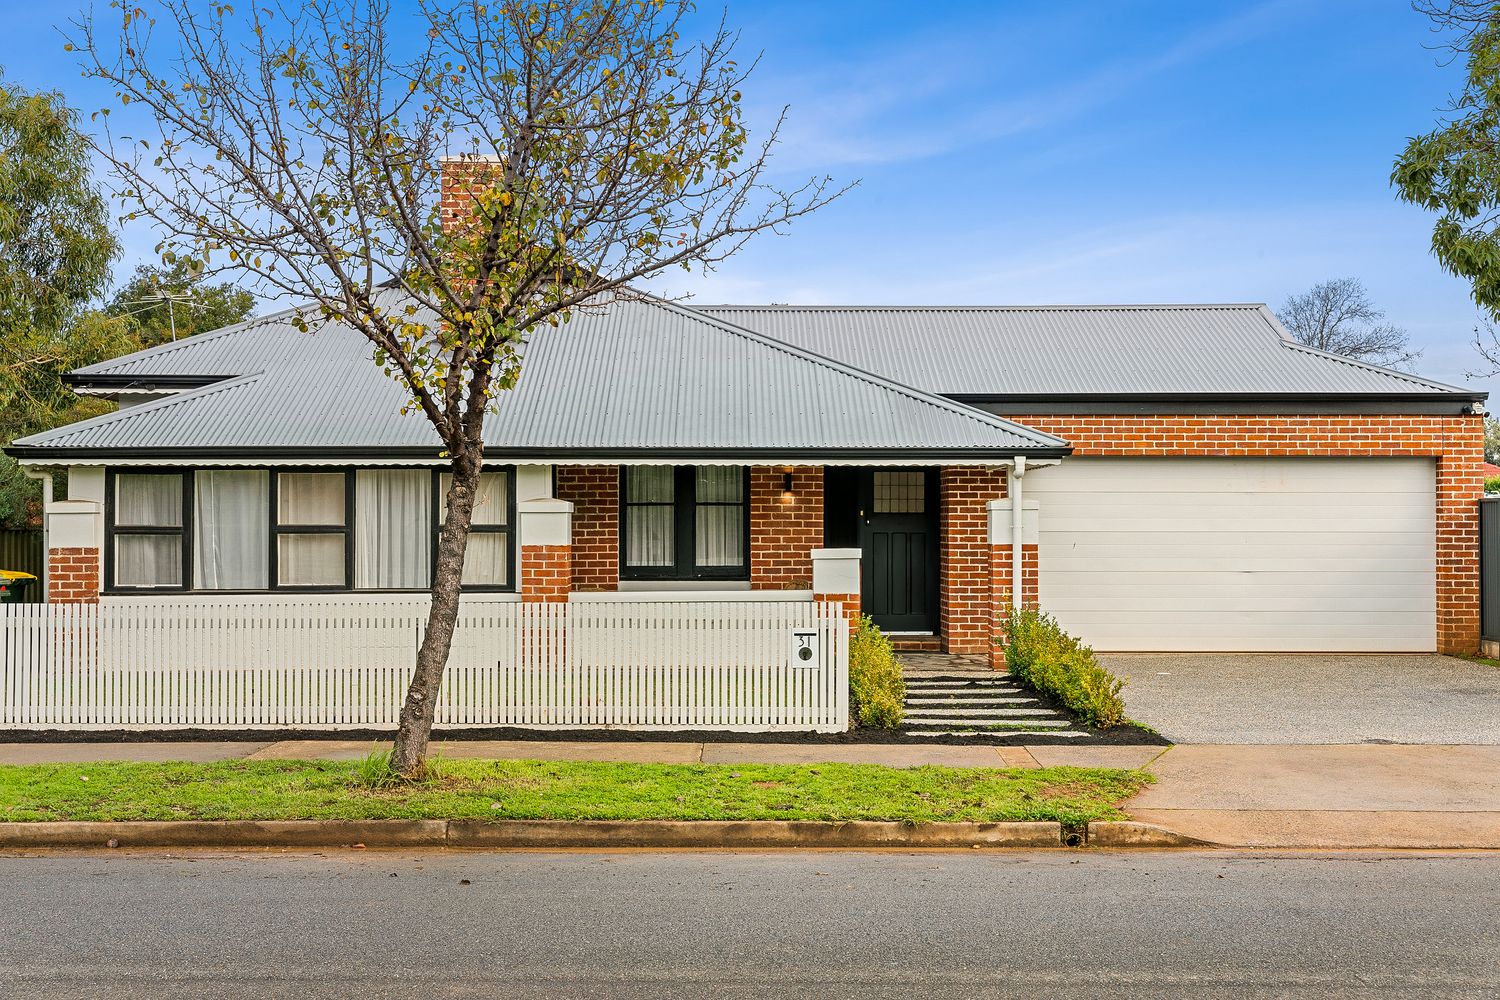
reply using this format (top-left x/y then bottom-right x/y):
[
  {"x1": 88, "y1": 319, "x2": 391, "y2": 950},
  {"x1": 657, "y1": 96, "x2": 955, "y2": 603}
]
[{"x1": 1029, "y1": 457, "x2": 1436, "y2": 651}]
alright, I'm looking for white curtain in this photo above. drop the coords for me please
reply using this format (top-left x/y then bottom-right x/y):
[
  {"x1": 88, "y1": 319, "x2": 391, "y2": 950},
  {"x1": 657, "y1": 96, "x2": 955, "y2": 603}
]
[
  {"x1": 116, "y1": 473, "x2": 182, "y2": 527},
  {"x1": 277, "y1": 534, "x2": 345, "y2": 587},
  {"x1": 694, "y1": 467, "x2": 743, "y2": 568},
  {"x1": 439, "y1": 471, "x2": 509, "y2": 525},
  {"x1": 356, "y1": 470, "x2": 432, "y2": 589},
  {"x1": 461, "y1": 533, "x2": 508, "y2": 587},
  {"x1": 625, "y1": 467, "x2": 674, "y2": 567},
  {"x1": 194, "y1": 471, "x2": 269, "y2": 589},
  {"x1": 277, "y1": 472, "x2": 345, "y2": 525},
  {"x1": 115, "y1": 535, "x2": 181, "y2": 588}
]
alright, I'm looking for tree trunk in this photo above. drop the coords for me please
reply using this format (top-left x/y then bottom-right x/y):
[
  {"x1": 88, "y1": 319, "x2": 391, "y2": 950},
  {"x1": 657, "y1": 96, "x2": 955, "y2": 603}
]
[{"x1": 390, "y1": 457, "x2": 482, "y2": 776}]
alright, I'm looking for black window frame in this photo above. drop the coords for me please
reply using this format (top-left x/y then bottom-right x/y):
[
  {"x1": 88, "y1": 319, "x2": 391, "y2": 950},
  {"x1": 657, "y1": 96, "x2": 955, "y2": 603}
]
[
  {"x1": 104, "y1": 468, "x2": 192, "y2": 593},
  {"x1": 619, "y1": 465, "x2": 750, "y2": 581},
  {"x1": 271, "y1": 469, "x2": 354, "y2": 592},
  {"x1": 102, "y1": 465, "x2": 518, "y2": 595}
]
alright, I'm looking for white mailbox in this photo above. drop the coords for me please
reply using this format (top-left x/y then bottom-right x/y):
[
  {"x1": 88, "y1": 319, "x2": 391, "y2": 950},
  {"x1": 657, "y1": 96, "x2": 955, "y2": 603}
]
[{"x1": 790, "y1": 629, "x2": 819, "y2": 669}]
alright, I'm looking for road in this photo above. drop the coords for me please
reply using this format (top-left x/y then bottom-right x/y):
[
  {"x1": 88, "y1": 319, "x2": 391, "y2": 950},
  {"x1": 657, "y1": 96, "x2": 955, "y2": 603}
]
[{"x1": 2, "y1": 849, "x2": 1497, "y2": 999}]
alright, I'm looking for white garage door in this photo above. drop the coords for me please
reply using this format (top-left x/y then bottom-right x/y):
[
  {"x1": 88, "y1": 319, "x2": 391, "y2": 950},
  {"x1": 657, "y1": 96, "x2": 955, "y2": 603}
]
[{"x1": 1026, "y1": 457, "x2": 1436, "y2": 651}]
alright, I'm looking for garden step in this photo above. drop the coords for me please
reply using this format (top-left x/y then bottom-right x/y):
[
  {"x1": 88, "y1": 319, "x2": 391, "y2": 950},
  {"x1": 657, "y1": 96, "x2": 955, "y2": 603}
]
[
  {"x1": 903, "y1": 684, "x2": 1026, "y2": 694},
  {"x1": 905, "y1": 696, "x2": 1038, "y2": 705},
  {"x1": 902, "y1": 716, "x2": 1073, "y2": 729}
]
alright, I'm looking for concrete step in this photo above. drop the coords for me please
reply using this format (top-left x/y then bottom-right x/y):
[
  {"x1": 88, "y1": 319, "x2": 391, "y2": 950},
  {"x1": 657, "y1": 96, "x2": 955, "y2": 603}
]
[
  {"x1": 902, "y1": 716, "x2": 1073, "y2": 729},
  {"x1": 905, "y1": 696, "x2": 1038, "y2": 705},
  {"x1": 902, "y1": 729, "x2": 1086, "y2": 739}
]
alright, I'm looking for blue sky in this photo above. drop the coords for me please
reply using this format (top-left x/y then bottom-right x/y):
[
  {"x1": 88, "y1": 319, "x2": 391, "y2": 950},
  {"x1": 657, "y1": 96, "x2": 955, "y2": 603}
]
[{"x1": 4, "y1": 0, "x2": 1495, "y2": 399}]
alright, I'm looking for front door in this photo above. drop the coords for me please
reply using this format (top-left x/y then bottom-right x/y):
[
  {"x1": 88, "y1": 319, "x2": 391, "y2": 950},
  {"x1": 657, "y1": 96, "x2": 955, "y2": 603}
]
[{"x1": 859, "y1": 469, "x2": 938, "y2": 632}]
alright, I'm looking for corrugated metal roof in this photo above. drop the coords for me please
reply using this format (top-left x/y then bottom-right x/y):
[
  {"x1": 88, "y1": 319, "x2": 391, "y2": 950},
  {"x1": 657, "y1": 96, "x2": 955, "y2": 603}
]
[
  {"x1": 15, "y1": 293, "x2": 1067, "y2": 458},
  {"x1": 694, "y1": 304, "x2": 1478, "y2": 398}
]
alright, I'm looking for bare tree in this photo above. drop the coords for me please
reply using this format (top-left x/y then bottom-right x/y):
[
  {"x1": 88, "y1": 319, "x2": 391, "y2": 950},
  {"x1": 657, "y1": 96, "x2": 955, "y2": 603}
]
[
  {"x1": 71, "y1": 0, "x2": 847, "y2": 775},
  {"x1": 1275, "y1": 278, "x2": 1421, "y2": 370}
]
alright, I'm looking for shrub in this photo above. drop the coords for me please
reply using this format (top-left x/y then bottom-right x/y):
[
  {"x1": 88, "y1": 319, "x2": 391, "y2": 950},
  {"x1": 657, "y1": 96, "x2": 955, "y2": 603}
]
[
  {"x1": 1003, "y1": 608, "x2": 1126, "y2": 728},
  {"x1": 1486, "y1": 476, "x2": 1500, "y2": 494},
  {"x1": 849, "y1": 615, "x2": 904, "y2": 728}
]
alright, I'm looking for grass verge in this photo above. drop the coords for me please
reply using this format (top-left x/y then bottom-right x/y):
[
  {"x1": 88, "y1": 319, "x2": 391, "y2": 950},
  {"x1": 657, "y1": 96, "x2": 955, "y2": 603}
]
[{"x1": 0, "y1": 759, "x2": 1150, "y2": 826}]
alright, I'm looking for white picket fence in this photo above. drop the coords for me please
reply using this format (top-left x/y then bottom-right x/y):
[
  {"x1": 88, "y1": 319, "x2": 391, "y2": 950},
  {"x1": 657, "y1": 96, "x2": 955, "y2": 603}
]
[{"x1": 0, "y1": 598, "x2": 849, "y2": 732}]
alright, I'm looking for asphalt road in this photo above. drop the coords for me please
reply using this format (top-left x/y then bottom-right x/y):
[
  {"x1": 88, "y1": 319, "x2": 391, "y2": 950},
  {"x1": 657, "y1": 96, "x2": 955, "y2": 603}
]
[{"x1": 2, "y1": 850, "x2": 1497, "y2": 999}]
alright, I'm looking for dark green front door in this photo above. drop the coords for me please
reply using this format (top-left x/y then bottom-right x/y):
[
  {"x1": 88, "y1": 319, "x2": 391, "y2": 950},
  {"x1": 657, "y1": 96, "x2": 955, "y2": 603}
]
[{"x1": 859, "y1": 469, "x2": 938, "y2": 632}]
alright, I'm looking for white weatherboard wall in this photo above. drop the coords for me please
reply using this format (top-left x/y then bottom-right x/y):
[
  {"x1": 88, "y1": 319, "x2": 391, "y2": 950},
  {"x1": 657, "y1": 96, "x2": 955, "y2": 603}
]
[{"x1": 1025, "y1": 457, "x2": 1437, "y2": 652}]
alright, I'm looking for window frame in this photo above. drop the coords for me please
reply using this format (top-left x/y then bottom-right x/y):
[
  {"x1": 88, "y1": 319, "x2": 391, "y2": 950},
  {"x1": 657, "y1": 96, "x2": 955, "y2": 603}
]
[
  {"x1": 104, "y1": 468, "x2": 192, "y2": 593},
  {"x1": 102, "y1": 465, "x2": 518, "y2": 595},
  {"x1": 618, "y1": 465, "x2": 750, "y2": 582},
  {"x1": 434, "y1": 469, "x2": 516, "y2": 593},
  {"x1": 271, "y1": 468, "x2": 355, "y2": 592}
]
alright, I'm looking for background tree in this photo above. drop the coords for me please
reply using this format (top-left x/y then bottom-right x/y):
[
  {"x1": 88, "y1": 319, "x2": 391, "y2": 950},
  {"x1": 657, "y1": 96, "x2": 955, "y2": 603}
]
[
  {"x1": 1485, "y1": 414, "x2": 1500, "y2": 463},
  {"x1": 1274, "y1": 278, "x2": 1421, "y2": 369},
  {"x1": 74, "y1": 0, "x2": 845, "y2": 774},
  {"x1": 106, "y1": 261, "x2": 257, "y2": 347},
  {"x1": 1394, "y1": 2, "x2": 1500, "y2": 320},
  {"x1": 0, "y1": 77, "x2": 130, "y2": 528}
]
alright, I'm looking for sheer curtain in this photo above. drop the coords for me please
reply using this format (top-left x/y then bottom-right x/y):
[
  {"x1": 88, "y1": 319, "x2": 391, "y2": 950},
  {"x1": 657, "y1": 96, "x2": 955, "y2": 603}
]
[
  {"x1": 625, "y1": 467, "x2": 674, "y2": 568},
  {"x1": 194, "y1": 471, "x2": 269, "y2": 589},
  {"x1": 356, "y1": 470, "x2": 432, "y2": 589},
  {"x1": 114, "y1": 473, "x2": 184, "y2": 588}
]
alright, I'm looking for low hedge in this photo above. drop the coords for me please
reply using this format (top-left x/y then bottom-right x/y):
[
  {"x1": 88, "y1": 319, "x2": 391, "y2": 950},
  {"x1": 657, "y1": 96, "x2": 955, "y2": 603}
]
[
  {"x1": 849, "y1": 615, "x2": 904, "y2": 728},
  {"x1": 1003, "y1": 608, "x2": 1126, "y2": 728},
  {"x1": 1486, "y1": 476, "x2": 1500, "y2": 494}
]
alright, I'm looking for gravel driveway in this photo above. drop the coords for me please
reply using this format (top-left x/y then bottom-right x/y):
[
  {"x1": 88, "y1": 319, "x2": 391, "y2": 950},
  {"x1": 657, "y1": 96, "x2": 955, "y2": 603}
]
[{"x1": 1102, "y1": 653, "x2": 1500, "y2": 745}]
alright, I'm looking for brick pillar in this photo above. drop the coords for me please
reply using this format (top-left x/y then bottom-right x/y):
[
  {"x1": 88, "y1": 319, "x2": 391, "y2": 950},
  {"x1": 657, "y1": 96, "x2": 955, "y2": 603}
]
[
  {"x1": 812, "y1": 548, "x2": 862, "y2": 631},
  {"x1": 45, "y1": 499, "x2": 104, "y2": 603},
  {"x1": 555, "y1": 465, "x2": 619, "y2": 591},
  {"x1": 517, "y1": 498, "x2": 573, "y2": 603},
  {"x1": 939, "y1": 467, "x2": 1007, "y2": 654},
  {"x1": 1436, "y1": 418, "x2": 1483, "y2": 655},
  {"x1": 48, "y1": 547, "x2": 101, "y2": 604}
]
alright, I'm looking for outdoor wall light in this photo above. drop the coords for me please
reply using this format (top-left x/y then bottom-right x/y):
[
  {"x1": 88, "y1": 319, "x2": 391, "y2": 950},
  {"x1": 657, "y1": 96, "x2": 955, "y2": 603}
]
[{"x1": 780, "y1": 470, "x2": 796, "y2": 503}]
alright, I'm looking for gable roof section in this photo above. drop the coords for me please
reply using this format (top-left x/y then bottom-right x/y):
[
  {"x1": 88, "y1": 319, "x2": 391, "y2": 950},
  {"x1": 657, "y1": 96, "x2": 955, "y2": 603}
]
[
  {"x1": 14, "y1": 292, "x2": 1068, "y2": 460},
  {"x1": 695, "y1": 304, "x2": 1481, "y2": 400}
]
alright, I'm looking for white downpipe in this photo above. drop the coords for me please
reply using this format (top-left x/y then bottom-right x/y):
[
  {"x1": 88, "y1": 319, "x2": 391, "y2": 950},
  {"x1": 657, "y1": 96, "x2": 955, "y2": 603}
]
[
  {"x1": 1007, "y1": 456, "x2": 1026, "y2": 613},
  {"x1": 20, "y1": 468, "x2": 53, "y2": 603}
]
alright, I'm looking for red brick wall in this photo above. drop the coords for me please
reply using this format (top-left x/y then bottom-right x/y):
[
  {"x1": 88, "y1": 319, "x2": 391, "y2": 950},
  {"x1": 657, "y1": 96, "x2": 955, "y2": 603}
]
[
  {"x1": 750, "y1": 467, "x2": 823, "y2": 590},
  {"x1": 556, "y1": 465, "x2": 825, "y2": 591},
  {"x1": 992, "y1": 413, "x2": 1486, "y2": 656},
  {"x1": 556, "y1": 466, "x2": 618, "y2": 590},
  {"x1": 49, "y1": 547, "x2": 100, "y2": 604},
  {"x1": 520, "y1": 544, "x2": 571, "y2": 602},
  {"x1": 939, "y1": 467, "x2": 1007, "y2": 654}
]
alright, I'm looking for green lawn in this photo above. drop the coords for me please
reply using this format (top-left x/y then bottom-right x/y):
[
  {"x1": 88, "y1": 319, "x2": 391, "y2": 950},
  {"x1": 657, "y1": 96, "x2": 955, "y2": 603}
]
[{"x1": 0, "y1": 758, "x2": 1150, "y2": 826}]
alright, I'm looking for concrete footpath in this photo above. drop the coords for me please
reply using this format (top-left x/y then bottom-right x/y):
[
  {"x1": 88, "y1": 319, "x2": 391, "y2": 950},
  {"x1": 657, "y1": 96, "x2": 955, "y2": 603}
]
[{"x1": 2, "y1": 739, "x2": 1498, "y2": 849}]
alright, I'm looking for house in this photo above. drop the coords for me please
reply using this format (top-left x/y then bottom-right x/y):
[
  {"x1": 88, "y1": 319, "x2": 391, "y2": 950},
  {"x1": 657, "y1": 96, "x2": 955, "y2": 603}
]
[
  {"x1": 3, "y1": 156, "x2": 1485, "y2": 660},
  {"x1": 6, "y1": 279, "x2": 1485, "y2": 661}
]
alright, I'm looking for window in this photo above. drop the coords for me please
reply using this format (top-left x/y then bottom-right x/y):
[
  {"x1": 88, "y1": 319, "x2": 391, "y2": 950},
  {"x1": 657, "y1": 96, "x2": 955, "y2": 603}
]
[
  {"x1": 274, "y1": 472, "x2": 349, "y2": 588},
  {"x1": 621, "y1": 466, "x2": 747, "y2": 579},
  {"x1": 194, "y1": 470, "x2": 269, "y2": 589},
  {"x1": 873, "y1": 471, "x2": 926, "y2": 513},
  {"x1": 356, "y1": 470, "x2": 432, "y2": 589},
  {"x1": 104, "y1": 466, "x2": 516, "y2": 594},
  {"x1": 111, "y1": 472, "x2": 187, "y2": 589},
  {"x1": 439, "y1": 470, "x2": 511, "y2": 587}
]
